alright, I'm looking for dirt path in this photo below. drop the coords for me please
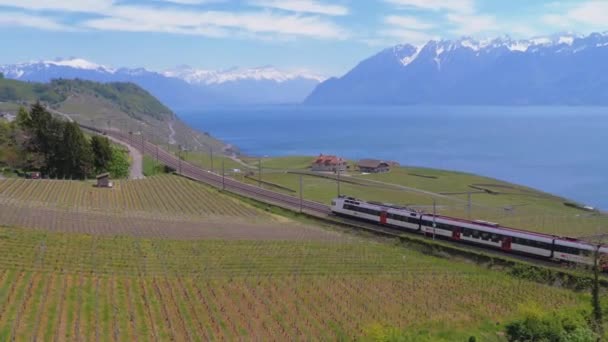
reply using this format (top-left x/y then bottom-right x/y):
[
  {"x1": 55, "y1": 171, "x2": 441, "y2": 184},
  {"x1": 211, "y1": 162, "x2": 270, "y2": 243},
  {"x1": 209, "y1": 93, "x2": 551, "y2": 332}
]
[
  {"x1": 168, "y1": 121, "x2": 177, "y2": 145},
  {"x1": 106, "y1": 135, "x2": 144, "y2": 180}
]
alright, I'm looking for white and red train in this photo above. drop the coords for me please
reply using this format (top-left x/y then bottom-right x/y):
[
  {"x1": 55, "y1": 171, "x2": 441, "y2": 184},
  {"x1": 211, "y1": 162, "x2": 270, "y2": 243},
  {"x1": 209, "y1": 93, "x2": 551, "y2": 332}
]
[{"x1": 331, "y1": 196, "x2": 608, "y2": 269}]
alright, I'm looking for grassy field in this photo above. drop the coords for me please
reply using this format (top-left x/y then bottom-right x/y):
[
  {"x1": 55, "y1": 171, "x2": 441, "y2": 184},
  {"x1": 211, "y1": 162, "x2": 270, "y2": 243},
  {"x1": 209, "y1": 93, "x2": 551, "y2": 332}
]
[
  {"x1": 232, "y1": 156, "x2": 608, "y2": 238},
  {"x1": 0, "y1": 226, "x2": 588, "y2": 340}
]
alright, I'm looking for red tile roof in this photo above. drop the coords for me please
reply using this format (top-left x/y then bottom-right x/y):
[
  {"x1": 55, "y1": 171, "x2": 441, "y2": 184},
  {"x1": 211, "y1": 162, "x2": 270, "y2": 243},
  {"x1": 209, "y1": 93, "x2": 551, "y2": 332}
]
[{"x1": 313, "y1": 154, "x2": 345, "y2": 165}]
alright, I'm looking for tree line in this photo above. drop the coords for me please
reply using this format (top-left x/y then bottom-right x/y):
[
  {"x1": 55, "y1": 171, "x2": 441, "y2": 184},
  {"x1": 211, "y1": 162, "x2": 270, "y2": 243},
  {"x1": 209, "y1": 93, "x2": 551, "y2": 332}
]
[{"x1": 0, "y1": 103, "x2": 129, "y2": 179}]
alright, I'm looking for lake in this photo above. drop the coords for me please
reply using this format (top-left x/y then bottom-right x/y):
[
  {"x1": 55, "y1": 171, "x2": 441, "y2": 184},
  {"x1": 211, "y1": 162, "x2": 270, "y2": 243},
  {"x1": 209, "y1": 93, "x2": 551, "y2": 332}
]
[{"x1": 179, "y1": 106, "x2": 608, "y2": 209}]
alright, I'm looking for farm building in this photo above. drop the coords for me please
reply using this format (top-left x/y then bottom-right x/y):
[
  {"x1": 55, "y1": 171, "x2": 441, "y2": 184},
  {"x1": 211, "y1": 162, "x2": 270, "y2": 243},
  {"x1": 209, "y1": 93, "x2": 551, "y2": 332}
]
[
  {"x1": 311, "y1": 154, "x2": 347, "y2": 172},
  {"x1": 357, "y1": 159, "x2": 392, "y2": 173},
  {"x1": 96, "y1": 173, "x2": 113, "y2": 188}
]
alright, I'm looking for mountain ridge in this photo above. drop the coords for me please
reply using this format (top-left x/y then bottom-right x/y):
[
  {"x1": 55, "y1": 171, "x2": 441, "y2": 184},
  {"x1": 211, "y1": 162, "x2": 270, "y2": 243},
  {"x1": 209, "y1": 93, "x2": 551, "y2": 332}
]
[
  {"x1": 305, "y1": 32, "x2": 608, "y2": 105},
  {"x1": 0, "y1": 59, "x2": 323, "y2": 108}
]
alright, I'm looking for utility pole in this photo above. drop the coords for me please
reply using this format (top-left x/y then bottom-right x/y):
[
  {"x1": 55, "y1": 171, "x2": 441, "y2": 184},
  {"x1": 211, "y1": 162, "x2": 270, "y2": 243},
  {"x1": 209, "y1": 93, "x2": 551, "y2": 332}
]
[
  {"x1": 467, "y1": 192, "x2": 472, "y2": 219},
  {"x1": 222, "y1": 159, "x2": 225, "y2": 191},
  {"x1": 258, "y1": 158, "x2": 262, "y2": 187},
  {"x1": 337, "y1": 167, "x2": 341, "y2": 197},
  {"x1": 299, "y1": 174, "x2": 303, "y2": 213},
  {"x1": 433, "y1": 199, "x2": 437, "y2": 240},
  {"x1": 178, "y1": 145, "x2": 182, "y2": 174},
  {"x1": 209, "y1": 146, "x2": 214, "y2": 173},
  {"x1": 592, "y1": 225, "x2": 604, "y2": 336}
]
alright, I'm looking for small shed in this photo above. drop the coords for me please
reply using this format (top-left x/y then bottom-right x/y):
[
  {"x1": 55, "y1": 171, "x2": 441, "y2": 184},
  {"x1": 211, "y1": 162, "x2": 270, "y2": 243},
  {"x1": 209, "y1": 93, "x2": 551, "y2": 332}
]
[
  {"x1": 96, "y1": 173, "x2": 113, "y2": 188},
  {"x1": 357, "y1": 159, "x2": 391, "y2": 173}
]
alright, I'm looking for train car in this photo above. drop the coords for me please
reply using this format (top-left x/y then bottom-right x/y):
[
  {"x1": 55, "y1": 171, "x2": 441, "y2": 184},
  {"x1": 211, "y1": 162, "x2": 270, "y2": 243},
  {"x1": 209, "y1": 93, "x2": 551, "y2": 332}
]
[
  {"x1": 331, "y1": 196, "x2": 421, "y2": 231},
  {"x1": 331, "y1": 196, "x2": 608, "y2": 269}
]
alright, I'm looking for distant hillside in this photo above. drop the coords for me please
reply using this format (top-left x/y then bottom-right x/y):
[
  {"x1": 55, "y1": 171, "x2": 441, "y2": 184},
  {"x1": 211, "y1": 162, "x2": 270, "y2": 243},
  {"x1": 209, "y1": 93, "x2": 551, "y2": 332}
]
[
  {"x1": 306, "y1": 32, "x2": 608, "y2": 105},
  {"x1": 0, "y1": 77, "x2": 226, "y2": 151}
]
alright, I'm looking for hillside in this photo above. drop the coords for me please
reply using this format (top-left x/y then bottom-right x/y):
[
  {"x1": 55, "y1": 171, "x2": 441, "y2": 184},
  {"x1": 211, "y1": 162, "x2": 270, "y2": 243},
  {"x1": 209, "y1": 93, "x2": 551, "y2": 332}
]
[
  {"x1": 306, "y1": 32, "x2": 608, "y2": 105},
  {"x1": 0, "y1": 174, "x2": 591, "y2": 340},
  {"x1": 0, "y1": 77, "x2": 226, "y2": 151}
]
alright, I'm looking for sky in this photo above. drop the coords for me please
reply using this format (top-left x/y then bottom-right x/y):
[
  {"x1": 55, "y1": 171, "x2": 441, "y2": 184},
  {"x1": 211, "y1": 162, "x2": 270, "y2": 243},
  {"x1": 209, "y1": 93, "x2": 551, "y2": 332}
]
[{"x1": 0, "y1": 0, "x2": 607, "y2": 77}]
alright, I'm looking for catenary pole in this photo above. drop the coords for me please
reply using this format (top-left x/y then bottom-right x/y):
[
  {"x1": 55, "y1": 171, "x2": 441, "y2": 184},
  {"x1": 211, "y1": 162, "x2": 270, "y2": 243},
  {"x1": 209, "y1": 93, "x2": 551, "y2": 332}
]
[
  {"x1": 222, "y1": 159, "x2": 225, "y2": 190},
  {"x1": 299, "y1": 174, "x2": 303, "y2": 213},
  {"x1": 433, "y1": 199, "x2": 437, "y2": 240}
]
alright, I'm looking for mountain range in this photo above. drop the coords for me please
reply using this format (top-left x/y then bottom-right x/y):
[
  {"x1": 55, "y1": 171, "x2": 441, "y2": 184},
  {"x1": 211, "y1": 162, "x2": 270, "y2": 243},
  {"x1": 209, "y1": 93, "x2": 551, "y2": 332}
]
[
  {"x1": 306, "y1": 32, "x2": 608, "y2": 105},
  {"x1": 0, "y1": 59, "x2": 324, "y2": 110}
]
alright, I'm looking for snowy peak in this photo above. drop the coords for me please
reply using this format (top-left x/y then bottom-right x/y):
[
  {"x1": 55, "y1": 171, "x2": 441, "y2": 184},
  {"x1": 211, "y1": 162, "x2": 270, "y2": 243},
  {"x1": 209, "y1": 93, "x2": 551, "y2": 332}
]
[
  {"x1": 42, "y1": 58, "x2": 115, "y2": 72},
  {"x1": 390, "y1": 32, "x2": 608, "y2": 69},
  {"x1": 163, "y1": 66, "x2": 326, "y2": 85}
]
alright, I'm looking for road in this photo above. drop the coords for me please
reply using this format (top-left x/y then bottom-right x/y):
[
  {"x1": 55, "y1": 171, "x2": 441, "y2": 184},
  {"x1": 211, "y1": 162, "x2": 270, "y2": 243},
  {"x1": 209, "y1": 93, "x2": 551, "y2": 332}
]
[
  {"x1": 100, "y1": 128, "x2": 331, "y2": 215},
  {"x1": 105, "y1": 135, "x2": 145, "y2": 180}
]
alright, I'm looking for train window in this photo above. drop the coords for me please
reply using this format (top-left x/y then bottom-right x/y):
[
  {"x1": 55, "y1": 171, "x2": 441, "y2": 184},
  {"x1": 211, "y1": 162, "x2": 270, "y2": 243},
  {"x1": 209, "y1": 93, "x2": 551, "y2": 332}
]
[
  {"x1": 463, "y1": 229, "x2": 471, "y2": 237},
  {"x1": 491, "y1": 234, "x2": 500, "y2": 242},
  {"x1": 472, "y1": 230, "x2": 480, "y2": 238},
  {"x1": 554, "y1": 245, "x2": 581, "y2": 255},
  {"x1": 481, "y1": 232, "x2": 490, "y2": 241}
]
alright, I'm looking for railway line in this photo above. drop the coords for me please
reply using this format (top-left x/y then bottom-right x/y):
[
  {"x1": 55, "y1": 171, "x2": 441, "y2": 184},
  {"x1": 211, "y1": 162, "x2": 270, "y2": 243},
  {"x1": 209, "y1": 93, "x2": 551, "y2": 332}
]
[
  {"x1": 80, "y1": 125, "x2": 600, "y2": 275},
  {"x1": 94, "y1": 128, "x2": 331, "y2": 216}
]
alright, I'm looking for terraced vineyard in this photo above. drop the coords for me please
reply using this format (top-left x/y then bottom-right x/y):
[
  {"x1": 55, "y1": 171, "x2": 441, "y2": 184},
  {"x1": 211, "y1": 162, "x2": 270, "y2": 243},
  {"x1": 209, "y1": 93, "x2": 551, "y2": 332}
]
[
  {"x1": 0, "y1": 175, "x2": 261, "y2": 218},
  {"x1": 0, "y1": 176, "x2": 339, "y2": 240},
  {"x1": 0, "y1": 227, "x2": 587, "y2": 340}
]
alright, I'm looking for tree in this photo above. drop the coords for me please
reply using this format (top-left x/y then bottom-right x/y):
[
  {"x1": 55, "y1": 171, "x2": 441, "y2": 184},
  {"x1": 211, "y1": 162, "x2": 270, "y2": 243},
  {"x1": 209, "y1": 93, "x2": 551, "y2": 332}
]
[
  {"x1": 107, "y1": 146, "x2": 130, "y2": 179},
  {"x1": 90, "y1": 135, "x2": 113, "y2": 173},
  {"x1": 0, "y1": 72, "x2": 4, "y2": 79},
  {"x1": 58, "y1": 121, "x2": 93, "y2": 179},
  {"x1": 16, "y1": 106, "x2": 32, "y2": 129}
]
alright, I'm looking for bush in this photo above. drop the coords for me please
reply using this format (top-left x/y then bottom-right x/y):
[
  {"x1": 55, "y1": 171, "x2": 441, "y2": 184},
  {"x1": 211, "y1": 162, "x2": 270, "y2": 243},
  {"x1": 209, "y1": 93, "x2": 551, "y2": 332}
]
[
  {"x1": 107, "y1": 146, "x2": 130, "y2": 179},
  {"x1": 505, "y1": 304, "x2": 596, "y2": 341}
]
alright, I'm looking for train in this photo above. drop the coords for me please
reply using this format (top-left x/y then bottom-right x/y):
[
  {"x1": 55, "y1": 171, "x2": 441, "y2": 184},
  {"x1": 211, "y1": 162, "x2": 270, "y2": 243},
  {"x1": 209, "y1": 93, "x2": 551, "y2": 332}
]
[{"x1": 331, "y1": 196, "x2": 608, "y2": 270}]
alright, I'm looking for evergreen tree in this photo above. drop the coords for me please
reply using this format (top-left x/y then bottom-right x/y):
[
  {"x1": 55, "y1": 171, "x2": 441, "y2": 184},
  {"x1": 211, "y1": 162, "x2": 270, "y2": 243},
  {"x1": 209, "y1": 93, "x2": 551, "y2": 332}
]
[
  {"x1": 91, "y1": 135, "x2": 113, "y2": 173},
  {"x1": 16, "y1": 107, "x2": 31, "y2": 129},
  {"x1": 59, "y1": 121, "x2": 93, "y2": 179}
]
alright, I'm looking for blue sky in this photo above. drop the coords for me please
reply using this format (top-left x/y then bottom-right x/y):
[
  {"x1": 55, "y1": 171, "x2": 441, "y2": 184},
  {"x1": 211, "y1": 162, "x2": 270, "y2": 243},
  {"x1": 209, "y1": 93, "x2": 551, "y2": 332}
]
[{"x1": 0, "y1": 0, "x2": 607, "y2": 76}]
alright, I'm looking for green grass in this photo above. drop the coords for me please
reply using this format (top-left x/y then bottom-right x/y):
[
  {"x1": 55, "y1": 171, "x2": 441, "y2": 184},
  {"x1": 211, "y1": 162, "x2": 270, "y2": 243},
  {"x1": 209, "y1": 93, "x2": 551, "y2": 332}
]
[
  {"x1": 0, "y1": 102, "x2": 21, "y2": 112},
  {"x1": 231, "y1": 157, "x2": 608, "y2": 238},
  {"x1": 180, "y1": 150, "x2": 246, "y2": 173},
  {"x1": 142, "y1": 155, "x2": 167, "y2": 177}
]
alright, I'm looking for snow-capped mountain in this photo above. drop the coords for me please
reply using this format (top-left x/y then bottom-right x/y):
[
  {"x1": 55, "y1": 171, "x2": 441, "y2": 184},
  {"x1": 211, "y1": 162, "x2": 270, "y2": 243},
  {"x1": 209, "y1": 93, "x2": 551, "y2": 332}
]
[
  {"x1": 0, "y1": 58, "x2": 324, "y2": 108},
  {"x1": 163, "y1": 65, "x2": 325, "y2": 85},
  {"x1": 306, "y1": 32, "x2": 608, "y2": 105}
]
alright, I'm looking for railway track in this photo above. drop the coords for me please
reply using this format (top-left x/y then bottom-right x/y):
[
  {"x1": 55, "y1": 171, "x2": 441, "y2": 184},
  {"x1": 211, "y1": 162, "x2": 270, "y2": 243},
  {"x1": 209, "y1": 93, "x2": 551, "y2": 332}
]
[
  {"x1": 79, "y1": 126, "x2": 598, "y2": 275},
  {"x1": 96, "y1": 128, "x2": 331, "y2": 216}
]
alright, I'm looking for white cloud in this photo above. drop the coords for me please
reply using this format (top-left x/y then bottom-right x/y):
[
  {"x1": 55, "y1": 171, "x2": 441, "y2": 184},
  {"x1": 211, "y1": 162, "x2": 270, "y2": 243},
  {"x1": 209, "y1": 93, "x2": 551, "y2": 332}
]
[
  {"x1": 0, "y1": 0, "x2": 113, "y2": 13},
  {"x1": 251, "y1": 0, "x2": 349, "y2": 16},
  {"x1": 384, "y1": 0, "x2": 474, "y2": 14},
  {"x1": 542, "y1": 1, "x2": 608, "y2": 30},
  {"x1": 446, "y1": 13, "x2": 496, "y2": 36},
  {"x1": 0, "y1": 0, "x2": 348, "y2": 40},
  {"x1": 380, "y1": 28, "x2": 434, "y2": 45},
  {"x1": 0, "y1": 11, "x2": 71, "y2": 30},
  {"x1": 83, "y1": 6, "x2": 348, "y2": 39},
  {"x1": 385, "y1": 15, "x2": 434, "y2": 30}
]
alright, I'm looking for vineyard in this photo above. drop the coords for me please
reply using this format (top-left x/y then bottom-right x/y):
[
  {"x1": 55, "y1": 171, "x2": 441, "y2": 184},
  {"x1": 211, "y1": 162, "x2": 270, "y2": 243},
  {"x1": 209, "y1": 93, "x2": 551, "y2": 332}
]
[
  {"x1": 0, "y1": 226, "x2": 587, "y2": 340},
  {"x1": 0, "y1": 176, "x2": 339, "y2": 241},
  {"x1": 0, "y1": 175, "x2": 263, "y2": 218}
]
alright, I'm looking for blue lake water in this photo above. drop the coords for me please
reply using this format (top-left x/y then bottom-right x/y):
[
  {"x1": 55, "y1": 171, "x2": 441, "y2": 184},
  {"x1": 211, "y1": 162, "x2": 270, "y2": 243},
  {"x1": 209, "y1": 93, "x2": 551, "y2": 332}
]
[{"x1": 179, "y1": 106, "x2": 608, "y2": 209}]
